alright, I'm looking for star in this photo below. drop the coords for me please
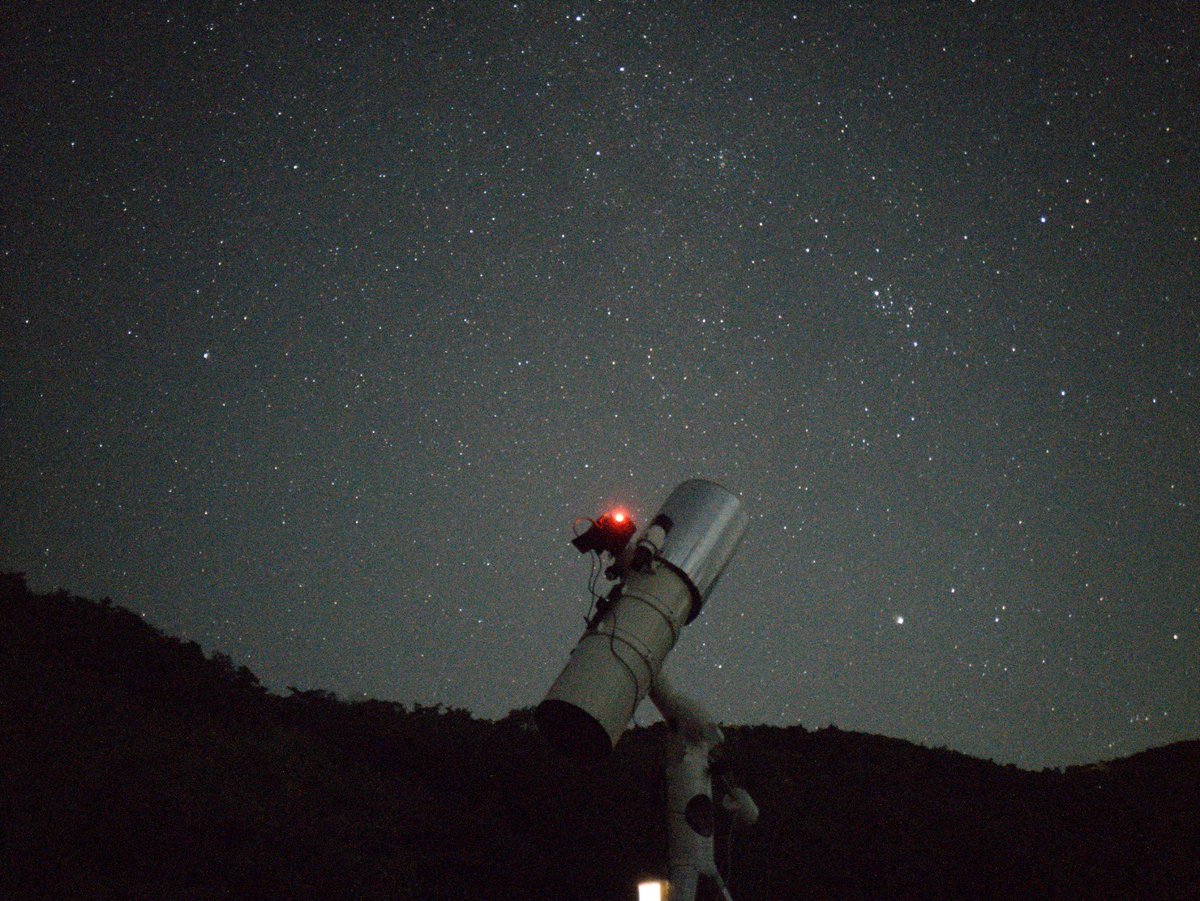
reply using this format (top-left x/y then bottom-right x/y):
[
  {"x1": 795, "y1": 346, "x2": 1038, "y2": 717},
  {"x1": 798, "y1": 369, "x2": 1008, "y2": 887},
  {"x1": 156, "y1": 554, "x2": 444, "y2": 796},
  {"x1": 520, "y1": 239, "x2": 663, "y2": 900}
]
[{"x1": 3, "y1": 0, "x2": 1194, "y2": 770}]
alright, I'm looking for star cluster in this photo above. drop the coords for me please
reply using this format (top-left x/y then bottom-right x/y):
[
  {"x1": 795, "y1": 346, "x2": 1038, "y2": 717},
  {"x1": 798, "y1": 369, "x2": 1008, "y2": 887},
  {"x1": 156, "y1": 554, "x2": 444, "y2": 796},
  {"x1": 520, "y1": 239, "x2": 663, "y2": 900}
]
[{"x1": 2, "y1": 3, "x2": 1196, "y2": 768}]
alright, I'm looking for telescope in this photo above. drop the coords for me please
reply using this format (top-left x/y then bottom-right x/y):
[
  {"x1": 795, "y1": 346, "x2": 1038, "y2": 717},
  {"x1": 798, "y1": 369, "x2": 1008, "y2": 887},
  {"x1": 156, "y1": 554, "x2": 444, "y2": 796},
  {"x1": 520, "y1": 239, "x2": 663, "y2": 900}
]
[
  {"x1": 536, "y1": 479, "x2": 757, "y2": 900},
  {"x1": 535, "y1": 479, "x2": 748, "y2": 758}
]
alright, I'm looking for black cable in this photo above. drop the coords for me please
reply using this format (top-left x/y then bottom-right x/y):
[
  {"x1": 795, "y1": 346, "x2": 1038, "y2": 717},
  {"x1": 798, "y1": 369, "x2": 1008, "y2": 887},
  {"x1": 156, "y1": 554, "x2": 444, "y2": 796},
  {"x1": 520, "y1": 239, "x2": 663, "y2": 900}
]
[
  {"x1": 588, "y1": 551, "x2": 603, "y2": 601},
  {"x1": 585, "y1": 553, "x2": 602, "y2": 623},
  {"x1": 606, "y1": 600, "x2": 644, "y2": 723},
  {"x1": 573, "y1": 516, "x2": 605, "y2": 624},
  {"x1": 571, "y1": 513, "x2": 644, "y2": 721}
]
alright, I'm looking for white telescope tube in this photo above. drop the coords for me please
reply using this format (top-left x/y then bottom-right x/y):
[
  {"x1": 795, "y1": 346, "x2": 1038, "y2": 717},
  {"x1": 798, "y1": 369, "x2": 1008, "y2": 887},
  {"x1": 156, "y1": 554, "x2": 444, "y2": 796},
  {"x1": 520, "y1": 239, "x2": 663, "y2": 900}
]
[{"x1": 537, "y1": 564, "x2": 694, "y2": 757}]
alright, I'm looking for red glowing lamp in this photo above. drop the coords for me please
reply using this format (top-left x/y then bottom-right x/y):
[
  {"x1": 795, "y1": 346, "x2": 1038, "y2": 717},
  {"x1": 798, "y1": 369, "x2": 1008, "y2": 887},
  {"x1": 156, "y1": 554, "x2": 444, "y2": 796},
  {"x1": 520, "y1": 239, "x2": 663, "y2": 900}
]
[{"x1": 571, "y1": 508, "x2": 637, "y2": 557}]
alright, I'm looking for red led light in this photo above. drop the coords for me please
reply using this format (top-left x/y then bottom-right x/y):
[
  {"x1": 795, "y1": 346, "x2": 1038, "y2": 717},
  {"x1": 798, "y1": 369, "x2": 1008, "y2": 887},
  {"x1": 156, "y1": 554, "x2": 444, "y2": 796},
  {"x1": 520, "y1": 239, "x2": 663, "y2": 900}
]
[{"x1": 612, "y1": 511, "x2": 626, "y2": 523}]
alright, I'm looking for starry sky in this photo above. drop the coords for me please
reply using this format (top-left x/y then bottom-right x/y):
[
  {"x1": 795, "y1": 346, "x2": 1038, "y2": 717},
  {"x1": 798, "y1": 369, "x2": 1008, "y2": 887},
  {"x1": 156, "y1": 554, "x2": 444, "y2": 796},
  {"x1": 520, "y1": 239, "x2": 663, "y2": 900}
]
[{"x1": 3, "y1": 2, "x2": 1197, "y2": 769}]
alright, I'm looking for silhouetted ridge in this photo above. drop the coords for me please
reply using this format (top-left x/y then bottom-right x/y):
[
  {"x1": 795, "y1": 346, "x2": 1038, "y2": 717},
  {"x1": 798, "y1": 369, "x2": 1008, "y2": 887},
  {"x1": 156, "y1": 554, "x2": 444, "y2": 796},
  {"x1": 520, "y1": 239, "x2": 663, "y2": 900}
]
[{"x1": 2, "y1": 573, "x2": 1197, "y2": 900}]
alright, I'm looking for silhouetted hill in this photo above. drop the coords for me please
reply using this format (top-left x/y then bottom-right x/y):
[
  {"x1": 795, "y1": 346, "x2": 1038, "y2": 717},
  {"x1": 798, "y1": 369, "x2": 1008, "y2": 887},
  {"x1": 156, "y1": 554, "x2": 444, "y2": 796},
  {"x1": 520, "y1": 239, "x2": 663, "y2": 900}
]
[{"x1": 2, "y1": 573, "x2": 1197, "y2": 900}]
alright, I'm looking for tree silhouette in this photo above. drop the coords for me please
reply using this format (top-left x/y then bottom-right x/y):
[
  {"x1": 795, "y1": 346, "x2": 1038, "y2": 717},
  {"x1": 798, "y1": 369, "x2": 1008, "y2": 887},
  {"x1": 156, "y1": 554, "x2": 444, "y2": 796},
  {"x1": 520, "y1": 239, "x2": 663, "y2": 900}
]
[{"x1": 2, "y1": 572, "x2": 1197, "y2": 900}]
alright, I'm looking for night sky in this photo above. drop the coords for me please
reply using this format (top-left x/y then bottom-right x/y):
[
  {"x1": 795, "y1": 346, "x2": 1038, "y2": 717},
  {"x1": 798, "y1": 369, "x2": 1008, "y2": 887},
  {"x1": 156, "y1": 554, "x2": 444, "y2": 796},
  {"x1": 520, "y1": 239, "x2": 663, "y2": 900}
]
[{"x1": 3, "y1": 3, "x2": 1197, "y2": 770}]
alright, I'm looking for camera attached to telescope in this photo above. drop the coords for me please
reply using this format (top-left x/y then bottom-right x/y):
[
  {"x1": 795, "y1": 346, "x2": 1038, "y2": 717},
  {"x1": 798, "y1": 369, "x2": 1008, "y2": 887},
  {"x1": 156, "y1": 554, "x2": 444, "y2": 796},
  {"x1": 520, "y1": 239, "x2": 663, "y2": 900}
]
[{"x1": 571, "y1": 510, "x2": 638, "y2": 558}]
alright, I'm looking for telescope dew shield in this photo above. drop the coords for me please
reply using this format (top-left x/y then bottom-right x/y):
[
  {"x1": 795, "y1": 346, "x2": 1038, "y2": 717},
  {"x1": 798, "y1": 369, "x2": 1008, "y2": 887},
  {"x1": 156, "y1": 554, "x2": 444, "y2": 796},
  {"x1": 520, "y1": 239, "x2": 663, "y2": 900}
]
[
  {"x1": 536, "y1": 480, "x2": 748, "y2": 758},
  {"x1": 653, "y1": 478, "x2": 749, "y2": 621}
]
